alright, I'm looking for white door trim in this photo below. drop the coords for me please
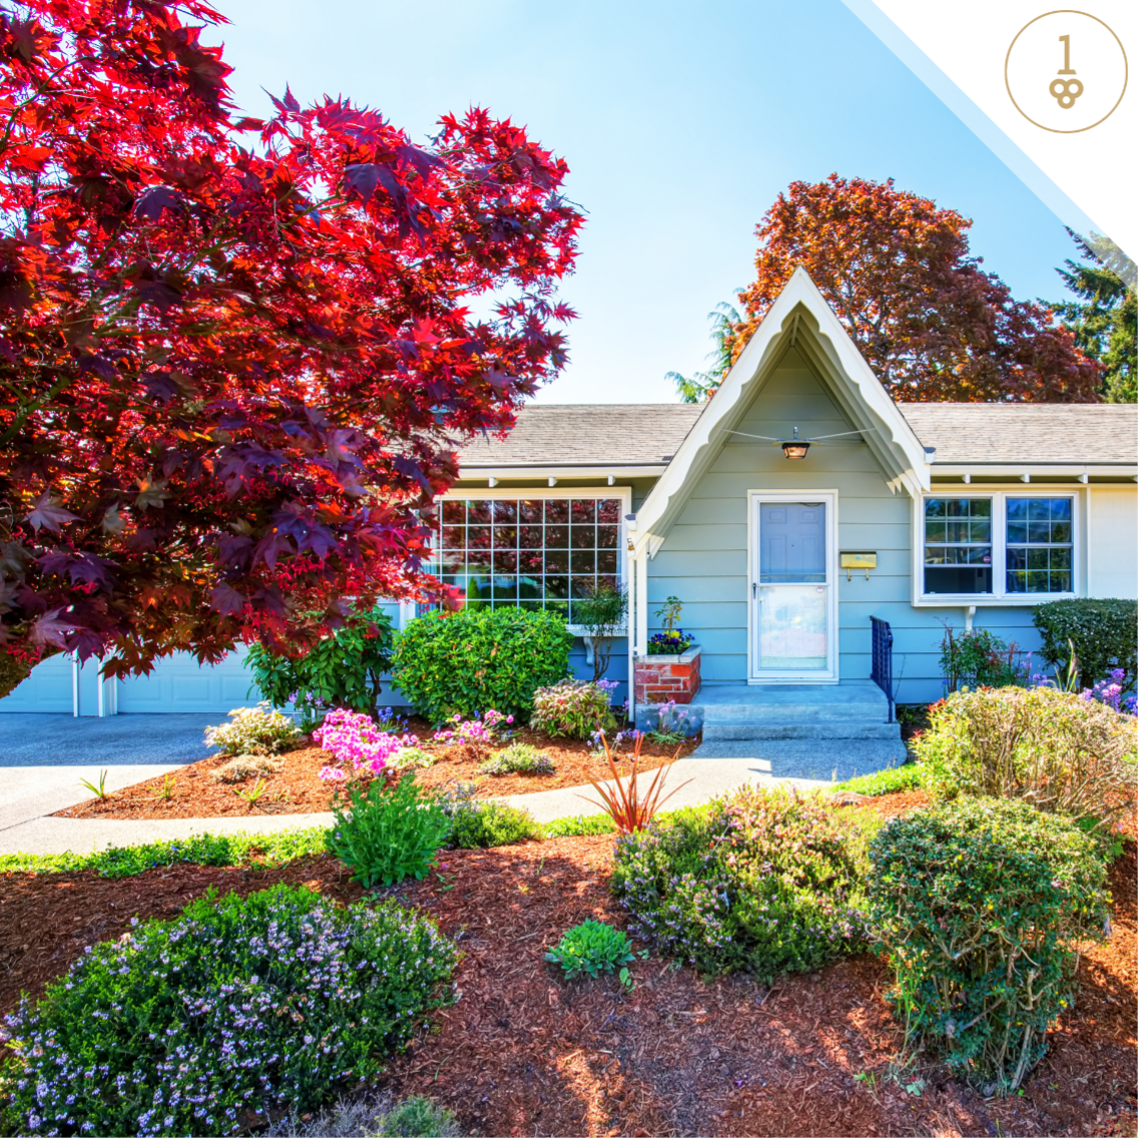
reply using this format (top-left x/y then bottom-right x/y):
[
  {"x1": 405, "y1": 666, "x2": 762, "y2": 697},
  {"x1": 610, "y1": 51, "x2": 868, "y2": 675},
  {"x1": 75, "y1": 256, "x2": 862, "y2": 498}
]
[{"x1": 747, "y1": 490, "x2": 839, "y2": 684}]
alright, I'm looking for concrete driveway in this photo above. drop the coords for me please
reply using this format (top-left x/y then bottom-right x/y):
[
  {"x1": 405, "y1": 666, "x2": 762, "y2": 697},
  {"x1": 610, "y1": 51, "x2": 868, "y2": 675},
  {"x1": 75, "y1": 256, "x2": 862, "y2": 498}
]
[{"x1": 0, "y1": 714, "x2": 225, "y2": 854}]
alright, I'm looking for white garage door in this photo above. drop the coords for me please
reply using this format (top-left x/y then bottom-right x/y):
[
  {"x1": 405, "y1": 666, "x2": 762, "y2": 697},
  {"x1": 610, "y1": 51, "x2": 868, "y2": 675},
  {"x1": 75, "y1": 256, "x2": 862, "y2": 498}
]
[
  {"x1": 117, "y1": 651, "x2": 256, "y2": 713},
  {"x1": 0, "y1": 653, "x2": 74, "y2": 712},
  {"x1": 0, "y1": 650, "x2": 256, "y2": 714}
]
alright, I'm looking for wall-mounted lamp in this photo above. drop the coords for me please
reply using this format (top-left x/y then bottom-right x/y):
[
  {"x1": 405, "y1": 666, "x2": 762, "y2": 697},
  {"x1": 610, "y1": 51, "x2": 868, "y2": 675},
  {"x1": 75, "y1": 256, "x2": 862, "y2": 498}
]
[{"x1": 781, "y1": 428, "x2": 811, "y2": 460}]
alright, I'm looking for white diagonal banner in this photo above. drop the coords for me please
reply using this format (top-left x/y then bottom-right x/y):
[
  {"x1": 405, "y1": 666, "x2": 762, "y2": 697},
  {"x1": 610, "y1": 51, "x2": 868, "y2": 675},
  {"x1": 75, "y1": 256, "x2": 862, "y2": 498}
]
[{"x1": 842, "y1": 0, "x2": 1139, "y2": 262}]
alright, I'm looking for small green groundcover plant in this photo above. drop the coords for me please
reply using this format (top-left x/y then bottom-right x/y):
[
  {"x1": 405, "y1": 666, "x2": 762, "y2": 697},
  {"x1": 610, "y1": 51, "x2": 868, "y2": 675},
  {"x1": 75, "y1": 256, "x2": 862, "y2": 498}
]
[
  {"x1": 545, "y1": 919, "x2": 635, "y2": 979},
  {"x1": 438, "y1": 782, "x2": 541, "y2": 848},
  {"x1": 480, "y1": 741, "x2": 556, "y2": 776},
  {"x1": 2, "y1": 884, "x2": 458, "y2": 1138},
  {"x1": 263, "y1": 1092, "x2": 460, "y2": 1138},
  {"x1": 869, "y1": 798, "x2": 1109, "y2": 1095},
  {"x1": 1034, "y1": 597, "x2": 1138, "y2": 691},
  {"x1": 204, "y1": 703, "x2": 302, "y2": 756},
  {"x1": 327, "y1": 772, "x2": 451, "y2": 888},
  {"x1": 392, "y1": 607, "x2": 573, "y2": 725},
  {"x1": 612, "y1": 785, "x2": 876, "y2": 981},
  {"x1": 833, "y1": 762, "x2": 928, "y2": 797},
  {"x1": 915, "y1": 685, "x2": 1138, "y2": 833},
  {"x1": 530, "y1": 677, "x2": 618, "y2": 740},
  {"x1": 391, "y1": 746, "x2": 436, "y2": 770}
]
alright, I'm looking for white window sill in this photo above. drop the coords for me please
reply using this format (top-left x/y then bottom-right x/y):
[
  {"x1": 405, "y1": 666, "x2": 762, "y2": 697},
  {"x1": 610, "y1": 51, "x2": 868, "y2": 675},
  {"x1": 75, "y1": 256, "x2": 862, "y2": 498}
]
[{"x1": 912, "y1": 593, "x2": 1078, "y2": 607}]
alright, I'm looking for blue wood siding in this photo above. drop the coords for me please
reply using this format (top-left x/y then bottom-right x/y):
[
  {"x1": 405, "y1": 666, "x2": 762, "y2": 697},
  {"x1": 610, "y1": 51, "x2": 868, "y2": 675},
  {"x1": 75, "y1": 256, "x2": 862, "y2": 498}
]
[{"x1": 646, "y1": 347, "x2": 1043, "y2": 705}]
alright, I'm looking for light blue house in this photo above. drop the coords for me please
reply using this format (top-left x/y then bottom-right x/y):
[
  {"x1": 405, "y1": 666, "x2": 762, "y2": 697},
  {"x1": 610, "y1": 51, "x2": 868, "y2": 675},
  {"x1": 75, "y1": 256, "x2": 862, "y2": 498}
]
[{"x1": 5, "y1": 270, "x2": 1136, "y2": 738}]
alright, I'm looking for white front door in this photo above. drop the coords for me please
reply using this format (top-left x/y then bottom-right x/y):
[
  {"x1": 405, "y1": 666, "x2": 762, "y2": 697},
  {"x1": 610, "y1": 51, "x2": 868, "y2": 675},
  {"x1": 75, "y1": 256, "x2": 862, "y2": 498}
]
[{"x1": 749, "y1": 492, "x2": 838, "y2": 682}]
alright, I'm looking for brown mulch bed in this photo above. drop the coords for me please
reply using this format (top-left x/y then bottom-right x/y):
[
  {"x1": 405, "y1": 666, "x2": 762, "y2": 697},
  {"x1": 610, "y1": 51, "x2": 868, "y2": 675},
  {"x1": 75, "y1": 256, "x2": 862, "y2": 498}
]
[
  {"x1": 3, "y1": 800, "x2": 1136, "y2": 1137},
  {"x1": 56, "y1": 725, "x2": 698, "y2": 820}
]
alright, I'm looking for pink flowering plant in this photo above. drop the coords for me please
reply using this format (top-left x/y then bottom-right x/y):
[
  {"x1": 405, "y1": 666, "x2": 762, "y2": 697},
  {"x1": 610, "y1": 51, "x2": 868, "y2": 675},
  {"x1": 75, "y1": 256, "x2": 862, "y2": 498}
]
[
  {"x1": 315, "y1": 708, "x2": 419, "y2": 784},
  {"x1": 432, "y1": 709, "x2": 513, "y2": 746}
]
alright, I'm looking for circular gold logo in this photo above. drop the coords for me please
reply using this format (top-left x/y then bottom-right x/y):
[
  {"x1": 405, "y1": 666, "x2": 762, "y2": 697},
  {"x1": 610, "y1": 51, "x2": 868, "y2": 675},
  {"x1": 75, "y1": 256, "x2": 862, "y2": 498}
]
[{"x1": 1005, "y1": 10, "x2": 1128, "y2": 133}]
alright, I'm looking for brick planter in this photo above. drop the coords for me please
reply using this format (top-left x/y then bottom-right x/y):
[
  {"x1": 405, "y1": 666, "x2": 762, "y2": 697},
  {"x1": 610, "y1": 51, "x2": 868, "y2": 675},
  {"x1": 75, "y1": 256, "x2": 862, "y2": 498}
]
[{"x1": 633, "y1": 644, "x2": 701, "y2": 704}]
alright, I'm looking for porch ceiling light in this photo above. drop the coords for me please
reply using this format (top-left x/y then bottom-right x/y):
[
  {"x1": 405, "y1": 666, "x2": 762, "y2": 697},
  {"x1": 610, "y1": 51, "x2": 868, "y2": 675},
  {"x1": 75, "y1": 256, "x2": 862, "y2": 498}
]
[{"x1": 781, "y1": 428, "x2": 811, "y2": 460}]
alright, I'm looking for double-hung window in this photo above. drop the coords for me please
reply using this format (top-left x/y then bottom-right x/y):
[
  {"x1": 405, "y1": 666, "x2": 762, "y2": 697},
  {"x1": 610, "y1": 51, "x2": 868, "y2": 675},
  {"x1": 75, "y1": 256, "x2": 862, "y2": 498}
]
[
  {"x1": 433, "y1": 494, "x2": 624, "y2": 622},
  {"x1": 921, "y1": 493, "x2": 1075, "y2": 598}
]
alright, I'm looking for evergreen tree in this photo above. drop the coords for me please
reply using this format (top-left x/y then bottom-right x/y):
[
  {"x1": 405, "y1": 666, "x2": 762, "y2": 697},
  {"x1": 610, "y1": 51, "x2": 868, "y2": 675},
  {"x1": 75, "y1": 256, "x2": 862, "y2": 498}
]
[{"x1": 1054, "y1": 228, "x2": 1138, "y2": 404}]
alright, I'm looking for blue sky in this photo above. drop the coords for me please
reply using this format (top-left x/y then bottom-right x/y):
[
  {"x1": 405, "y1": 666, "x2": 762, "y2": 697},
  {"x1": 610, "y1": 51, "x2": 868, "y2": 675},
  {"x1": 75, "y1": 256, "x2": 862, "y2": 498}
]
[{"x1": 219, "y1": 0, "x2": 1084, "y2": 404}]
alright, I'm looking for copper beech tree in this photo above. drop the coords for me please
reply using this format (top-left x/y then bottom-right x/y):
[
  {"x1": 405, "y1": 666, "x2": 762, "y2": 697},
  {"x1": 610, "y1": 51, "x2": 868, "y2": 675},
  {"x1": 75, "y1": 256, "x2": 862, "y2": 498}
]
[
  {"x1": 0, "y1": 0, "x2": 583, "y2": 681},
  {"x1": 726, "y1": 175, "x2": 1101, "y2": 403}
]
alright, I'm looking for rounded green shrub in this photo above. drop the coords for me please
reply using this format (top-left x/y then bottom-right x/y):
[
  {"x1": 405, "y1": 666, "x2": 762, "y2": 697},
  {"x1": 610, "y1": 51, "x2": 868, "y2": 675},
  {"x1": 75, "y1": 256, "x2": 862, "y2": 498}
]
[
  {"x1": 2, "y1": 884, "x2": 457, "y2": 1138},
  {"x1": 869, "y1": 797, "x2": 1109, "y2": 1094},
  {"x1": 529, "y1": 677, "x2": 617, "y2": 740},
  {"x1": 245, "y1": 606, "x2": 396, "y2": 731},
  {"x1": 611, "y1": 786, "x2": 874, "y2": 982},
  {"x1": 1033, "y1": 597, "x2": 1137, "y2": 691},
  {"x1": 392, "y1": 608, "x2": 573, "y2": 725},
  {"x1": 915, "y1": 686, "x2": 1137, "y2": 832}
]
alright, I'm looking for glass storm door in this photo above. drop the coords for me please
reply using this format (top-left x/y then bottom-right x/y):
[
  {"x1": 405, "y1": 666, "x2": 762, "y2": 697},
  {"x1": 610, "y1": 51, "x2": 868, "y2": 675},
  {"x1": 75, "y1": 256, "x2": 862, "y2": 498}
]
[{"x1": 750, "y1": 496, "x2": 835, "y2": 681}]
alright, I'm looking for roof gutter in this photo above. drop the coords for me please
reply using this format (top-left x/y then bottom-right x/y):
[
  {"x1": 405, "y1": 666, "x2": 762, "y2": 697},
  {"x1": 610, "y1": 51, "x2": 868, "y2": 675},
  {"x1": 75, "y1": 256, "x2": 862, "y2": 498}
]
[{"x1": 456, "y1": 464, "x2": 668, "y2": 481}]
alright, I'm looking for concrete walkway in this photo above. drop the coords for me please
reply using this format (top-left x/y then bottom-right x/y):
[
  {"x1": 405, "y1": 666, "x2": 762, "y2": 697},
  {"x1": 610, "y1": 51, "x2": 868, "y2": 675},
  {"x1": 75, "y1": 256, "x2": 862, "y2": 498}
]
[{"x1": 0, "y1": 734, "x2": 902, "y2": 856}]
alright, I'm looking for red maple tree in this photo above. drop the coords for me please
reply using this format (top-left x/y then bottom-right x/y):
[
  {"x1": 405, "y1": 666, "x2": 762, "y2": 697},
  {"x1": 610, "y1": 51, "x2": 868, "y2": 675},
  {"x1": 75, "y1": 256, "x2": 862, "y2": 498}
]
[
  {"x1": 0, "y1": 0, "x2": 582, "y2": 678},
  {"x1": 731, "y1": 175, "x2": 1101, "y2": 403}
]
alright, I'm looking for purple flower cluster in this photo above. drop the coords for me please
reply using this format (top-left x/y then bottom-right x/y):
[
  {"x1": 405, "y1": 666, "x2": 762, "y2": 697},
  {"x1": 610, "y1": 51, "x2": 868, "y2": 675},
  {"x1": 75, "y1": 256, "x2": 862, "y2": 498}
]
[
  {"x1": 2, "y1": 886, "x2": 458, "y2": 1138},
  {"x1": 315, "y1": 708, "x2": 418, "y2": 783},
  {"x1": 1080, "y1": 669, "x2": 1138, "y2": 716},
  {"x1": 432, "y1": 708, "x2": 512, "y2": 745}
]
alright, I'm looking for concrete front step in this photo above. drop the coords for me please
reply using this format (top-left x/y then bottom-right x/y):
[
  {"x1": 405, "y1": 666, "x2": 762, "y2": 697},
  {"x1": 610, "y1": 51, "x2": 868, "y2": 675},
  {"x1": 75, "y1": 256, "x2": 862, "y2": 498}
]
[
  {"x1": 703, "y1": 703, "x2": 890, "y2": 723},
  {"x1": 702, "y1": 720, "x2": 902, "y2": 742}
]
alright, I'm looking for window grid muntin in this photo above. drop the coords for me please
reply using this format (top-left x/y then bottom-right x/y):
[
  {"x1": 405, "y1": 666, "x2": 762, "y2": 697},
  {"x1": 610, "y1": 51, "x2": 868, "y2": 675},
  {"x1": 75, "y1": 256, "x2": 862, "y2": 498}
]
[
  {"x1": 920, "y1": 492, "x2": 1077, "y2": 599},
  {"x1": 1005, "y1": 497, "x2": 1073, "y2": 594},
  {"x1": 922, "y1": 497, "x2": 993, "y2": 594},
  {"x1": 435, "y1": 496, "x2": 623, "y2": 620}
]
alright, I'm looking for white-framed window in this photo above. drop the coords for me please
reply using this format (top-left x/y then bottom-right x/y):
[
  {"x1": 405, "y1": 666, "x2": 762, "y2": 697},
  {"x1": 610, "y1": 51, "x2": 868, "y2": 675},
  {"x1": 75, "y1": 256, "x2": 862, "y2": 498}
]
[
  {"x1": 431, "y1": 488, "x2": 629, "y2": 625},
  {"x1": 918, "y1": 491, "x2": 1077, "y2": 601}
]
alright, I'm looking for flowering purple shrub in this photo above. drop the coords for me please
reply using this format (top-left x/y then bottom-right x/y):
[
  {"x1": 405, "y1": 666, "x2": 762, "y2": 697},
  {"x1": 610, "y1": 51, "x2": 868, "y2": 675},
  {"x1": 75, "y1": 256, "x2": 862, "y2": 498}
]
[
  {"x1": 611, "y1": 786, "x2": 874, "y2": 982},
  {"x1": 1, "y1": 884, "x2": 457, "y2": 1138},
  {"x1": 530, "y1": 678, "x2": 618, "y2": 740},
  {"x1": 433, "y1": 708, "x2": 512, "y2": 746},
  {"x1": 315, "y1": 708, "x2": 418, "y2": 783},
  {"x1": 1081, "y1": 669, "x2": 1138, "y2": 717}
]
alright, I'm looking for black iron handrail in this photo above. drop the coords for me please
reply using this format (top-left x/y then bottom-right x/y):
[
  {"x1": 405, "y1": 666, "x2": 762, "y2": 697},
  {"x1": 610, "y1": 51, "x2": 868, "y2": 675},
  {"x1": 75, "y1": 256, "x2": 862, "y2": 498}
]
[{"x1": 869, "y1": 615, "x2": 894, "y2": 724}]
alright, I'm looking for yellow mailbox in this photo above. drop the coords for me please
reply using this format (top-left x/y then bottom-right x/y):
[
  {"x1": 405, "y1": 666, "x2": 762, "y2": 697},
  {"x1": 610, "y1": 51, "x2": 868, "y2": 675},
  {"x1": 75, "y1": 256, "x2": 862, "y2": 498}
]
[{"x1": 840, "y1": 552, "x2": 877, "y2": 581}]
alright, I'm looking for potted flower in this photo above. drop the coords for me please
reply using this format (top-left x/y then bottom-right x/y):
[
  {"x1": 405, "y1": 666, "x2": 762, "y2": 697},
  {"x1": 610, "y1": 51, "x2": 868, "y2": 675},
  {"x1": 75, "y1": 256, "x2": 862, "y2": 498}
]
[{"x1": 635, "y1": 596, "x2": 701, "y2": 707}]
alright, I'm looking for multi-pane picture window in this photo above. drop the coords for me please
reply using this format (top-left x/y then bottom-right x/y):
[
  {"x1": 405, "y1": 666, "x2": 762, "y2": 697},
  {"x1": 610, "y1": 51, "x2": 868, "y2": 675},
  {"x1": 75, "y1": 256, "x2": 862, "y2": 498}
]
[
  {"x1": 1006, "y1": 498, "x2": 1072, "y2": 594},
  {"x1": 923, "y1": 498, "x2": 993, "y2": 594},
  {"x1": 921, "y1": 493, "x2": 1076, "y2": 597},
  {"x1": 434, "y1": 497, "x2": 622, "y2": 621}
]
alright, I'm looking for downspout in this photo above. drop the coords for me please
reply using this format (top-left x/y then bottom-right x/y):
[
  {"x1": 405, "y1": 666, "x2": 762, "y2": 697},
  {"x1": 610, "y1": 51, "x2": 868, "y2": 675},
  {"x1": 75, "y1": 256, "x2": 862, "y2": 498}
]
[{"x1": 964, "y1": 605, "x2": 976, "y2": 633}]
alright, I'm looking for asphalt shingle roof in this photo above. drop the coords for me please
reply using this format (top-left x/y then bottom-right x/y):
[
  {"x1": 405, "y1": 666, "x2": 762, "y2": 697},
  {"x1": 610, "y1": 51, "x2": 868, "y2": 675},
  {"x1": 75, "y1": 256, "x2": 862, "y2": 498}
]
[
  {"x1": 456, "y1": 401, "x2": 1137, "y2": 469},
  {"x1": 897, "y1": 403, "x2": 1138, "y2": 465},
  {"x1": 457, "y1": 404, "x2": 704, "y2": 467}
]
